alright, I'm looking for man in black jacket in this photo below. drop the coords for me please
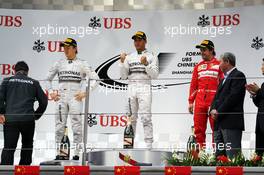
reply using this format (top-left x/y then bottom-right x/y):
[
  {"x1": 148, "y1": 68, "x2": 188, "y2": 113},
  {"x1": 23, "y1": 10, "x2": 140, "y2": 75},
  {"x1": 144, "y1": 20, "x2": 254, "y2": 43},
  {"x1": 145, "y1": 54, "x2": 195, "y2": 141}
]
[
  {"x1": 0, "y1": 61, "x2": 48, "y2": 165},
  {"x1": 210, "y1": 52, "x2": 246, "y2": 159},
  {"x1": 246, "y1": 58, "x2": 264, "y2": 157}
]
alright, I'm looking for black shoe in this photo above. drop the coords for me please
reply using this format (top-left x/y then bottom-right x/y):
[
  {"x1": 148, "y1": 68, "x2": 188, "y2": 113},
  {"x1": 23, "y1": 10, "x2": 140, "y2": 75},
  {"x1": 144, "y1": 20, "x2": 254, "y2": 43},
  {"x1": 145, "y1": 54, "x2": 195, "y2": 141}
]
[
  {"x1": 72, "y1": 155, "x2": 79, "y2": 160},
  {"x1": 55, "y1": 155, "x2": 61, "y2": 160}
]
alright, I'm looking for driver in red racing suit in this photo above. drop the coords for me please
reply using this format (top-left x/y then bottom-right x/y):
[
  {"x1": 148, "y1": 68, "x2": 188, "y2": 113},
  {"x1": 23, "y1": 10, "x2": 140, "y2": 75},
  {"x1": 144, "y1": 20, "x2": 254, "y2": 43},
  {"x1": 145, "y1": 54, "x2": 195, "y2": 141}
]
[{"x1": 188, "y1": 40, "x2": 224, "y2": 149}]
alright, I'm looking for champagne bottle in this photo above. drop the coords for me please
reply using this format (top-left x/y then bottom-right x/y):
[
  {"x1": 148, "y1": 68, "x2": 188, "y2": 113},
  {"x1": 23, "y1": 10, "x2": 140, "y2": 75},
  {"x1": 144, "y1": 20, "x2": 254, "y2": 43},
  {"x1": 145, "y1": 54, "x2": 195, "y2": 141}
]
[
  {"x1": 123, "y1": 98, "x2": 134, "y2": 149},
  {"x1": 123, "y1": 116, "x2": 134, "y2": 149},
  {"x1": 187, "y1": 126, "x2": 198, "y2": 152},
  {"x1": 59, "y1": 126, "x2": 70, "y2": 160}
]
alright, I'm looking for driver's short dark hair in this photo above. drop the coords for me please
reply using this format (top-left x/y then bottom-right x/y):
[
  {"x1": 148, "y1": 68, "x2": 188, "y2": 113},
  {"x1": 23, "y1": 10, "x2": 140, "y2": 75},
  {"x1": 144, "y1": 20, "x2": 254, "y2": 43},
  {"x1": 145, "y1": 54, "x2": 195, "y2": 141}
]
[{"x1": 208, "y1": 47, "x2": 216, "y2": 56}]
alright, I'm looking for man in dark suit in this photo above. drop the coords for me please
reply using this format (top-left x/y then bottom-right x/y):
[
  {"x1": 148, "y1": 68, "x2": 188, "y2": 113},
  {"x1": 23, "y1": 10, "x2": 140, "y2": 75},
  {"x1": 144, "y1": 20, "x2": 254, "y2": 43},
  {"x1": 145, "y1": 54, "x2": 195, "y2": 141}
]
[
  {"x1": 246, "y1": 58, "x2": 264, "y2": 157},
  {"x1": 0, "y1": 61, "x2": 48, "y2": 165},
  {"x1": 210, "y1": 52, "x2": 246, "y2": 159}
]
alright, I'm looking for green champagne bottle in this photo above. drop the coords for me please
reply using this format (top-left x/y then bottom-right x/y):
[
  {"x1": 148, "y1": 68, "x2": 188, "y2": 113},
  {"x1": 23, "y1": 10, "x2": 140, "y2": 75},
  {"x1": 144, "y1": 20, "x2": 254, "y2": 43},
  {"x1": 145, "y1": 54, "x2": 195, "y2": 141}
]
[
  {"x1": 59, "y1": 126, "x2": 70, "y2": 160},
  {"x1": 187, "y1": 126, "x2": 198, "y2": 152},
  {"x1": 123, "y1": 98, "x2": 134, "y2": 149}
]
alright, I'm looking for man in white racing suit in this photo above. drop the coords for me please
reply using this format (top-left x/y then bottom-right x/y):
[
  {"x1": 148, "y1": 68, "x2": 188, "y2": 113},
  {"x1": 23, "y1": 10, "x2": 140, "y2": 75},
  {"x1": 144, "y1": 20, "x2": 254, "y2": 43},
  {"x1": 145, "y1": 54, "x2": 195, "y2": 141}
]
[
  {"x1": 119, "y1": 31, "x2": 159, "y2": 148},
  {"x1": 46, "y1": 38, "x2": 98, "y2": 160}
]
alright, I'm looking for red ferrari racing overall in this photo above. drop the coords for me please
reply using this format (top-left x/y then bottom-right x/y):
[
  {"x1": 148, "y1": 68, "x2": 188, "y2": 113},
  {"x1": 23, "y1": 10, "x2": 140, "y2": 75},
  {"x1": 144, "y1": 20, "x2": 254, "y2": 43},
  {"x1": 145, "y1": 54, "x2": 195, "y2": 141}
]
[{"x1": 189, "y1": 58, "x2": 224, "y2": 148}]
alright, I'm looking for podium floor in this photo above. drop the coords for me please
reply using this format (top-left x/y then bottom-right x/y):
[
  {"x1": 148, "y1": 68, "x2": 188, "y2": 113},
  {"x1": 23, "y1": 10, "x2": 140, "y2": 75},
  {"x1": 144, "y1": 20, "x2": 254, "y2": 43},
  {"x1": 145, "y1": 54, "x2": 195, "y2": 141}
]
[{"x1": 1, "y1": 166, "x2": 264, "y2": 175}]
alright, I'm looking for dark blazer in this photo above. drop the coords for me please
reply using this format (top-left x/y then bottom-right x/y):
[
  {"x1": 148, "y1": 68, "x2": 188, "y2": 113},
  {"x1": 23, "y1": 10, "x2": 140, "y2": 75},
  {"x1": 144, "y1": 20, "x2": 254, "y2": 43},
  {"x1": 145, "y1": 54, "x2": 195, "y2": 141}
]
[
  {"x1": 0, "y1": 72, "x2": 48, "y2": 122},
  {"x1": 211, "y1": 68, "x2": 246, "y2": 131},
  {"x1": 253, "y1": 83, "x2": 264, "y2": 133}
]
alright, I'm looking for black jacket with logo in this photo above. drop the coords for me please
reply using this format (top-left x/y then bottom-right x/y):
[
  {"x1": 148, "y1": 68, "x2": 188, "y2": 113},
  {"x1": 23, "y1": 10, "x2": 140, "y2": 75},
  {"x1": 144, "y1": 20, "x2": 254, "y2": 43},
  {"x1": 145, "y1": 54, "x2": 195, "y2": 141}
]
[
  {"x1": 253, "y1": 83, "x2": 264, "y2": 133},
  {"x1": 0, "y1": 72, "x2": 48, "y2": 122}
]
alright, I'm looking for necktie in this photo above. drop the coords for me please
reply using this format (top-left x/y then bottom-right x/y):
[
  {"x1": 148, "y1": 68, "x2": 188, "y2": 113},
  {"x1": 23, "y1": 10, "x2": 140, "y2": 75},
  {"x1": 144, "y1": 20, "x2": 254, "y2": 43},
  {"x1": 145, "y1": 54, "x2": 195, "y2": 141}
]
[{"x1": 222, "y1": 73, "x2": 227, "y2": 85}]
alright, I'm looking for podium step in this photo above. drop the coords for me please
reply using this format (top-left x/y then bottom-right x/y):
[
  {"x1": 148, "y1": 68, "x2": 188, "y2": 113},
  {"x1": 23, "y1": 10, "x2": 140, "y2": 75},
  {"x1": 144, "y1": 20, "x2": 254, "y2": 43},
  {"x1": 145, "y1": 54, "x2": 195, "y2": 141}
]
[{"x1": 87, "y1": 149, "x2": 172, "y2": 166}]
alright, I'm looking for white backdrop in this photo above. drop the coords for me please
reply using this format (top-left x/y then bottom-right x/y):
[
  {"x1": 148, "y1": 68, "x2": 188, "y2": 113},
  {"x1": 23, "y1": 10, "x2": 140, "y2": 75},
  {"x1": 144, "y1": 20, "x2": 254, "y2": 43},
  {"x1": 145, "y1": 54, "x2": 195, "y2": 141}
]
[{"x1": 0, "y1": 6, "x2": 264, "y2": 163}]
